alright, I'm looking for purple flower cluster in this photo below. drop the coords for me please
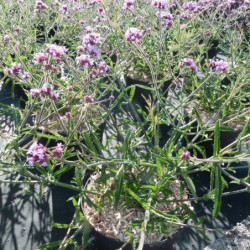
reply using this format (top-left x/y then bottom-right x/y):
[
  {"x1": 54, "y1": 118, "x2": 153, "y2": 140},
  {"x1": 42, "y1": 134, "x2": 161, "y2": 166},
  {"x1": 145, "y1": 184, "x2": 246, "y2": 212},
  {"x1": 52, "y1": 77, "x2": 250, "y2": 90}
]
[
  {"x1": 5, "y1": 63, "x2": 30, "y2": 79},
  {"x1": 35, "y1": 0, "x2": 48, "y2": 13},
  {"x1": 84, "y1": 95, "x2": 94, "y2": 103},
  {"x1": 45, "y1": 63, "x2": 58, "y2": 72},
  {"x1": 96, "y1": 62, "x2": 109, "y2": 76},
  {"x1": 30, "y1": 83, "x2": 59, "y2": 101},
  {"x1": 45, "y1": 44, "x2": 68, "y2": 57},
  {"x1": 179, "y1": 58, "x2": 198, "y2": 73},
  {"x1": 76, "y1": 30, "x2": 109, "y2": 77},
  {"x1": 27, "y1": 142, "x2": 49, "y2": 167},
  {"x1": 35, "y1": 52, "x2": 48, "y2": 64},
  {"x1": 52, "y1": 143, "x2": 64, "y2": 158},
  {"x1": 122, "y1": 0, "x2": 134, "y2": 11},
  {"x1": 14, "y1": 27, "x2": 22, "y2": 34},
  {"x1": 125, "y1": 27, "x2": 143, "y2": 42},
  {"x1": 5, "y1": 62, "x2": 22, "y2": 76},
  {"x1": 87, "y1": 46, "x2": 101, "y2": 59},
  {"x1": 34, "y1": 44, "x2": 67, "y2": 72},
  {"x1": 76, "y1": 55, "x2": 94, "y2": 67},
  {"x1": 157, "y1": 11, "x2": 174, "y2": 27},
  {"x1": 3, "y1": 35, "x2": 11, "y2": 44},
  {"x1": 183, "y1": 1, "x2": 198, "y2": 11},
  {"x1": 83, "y1": 32, "x2": 102, "y2": 48},
  {"x1": 151, "y1": 0, "x2": 168, "y2": 9},
  {"x1": 208, "y1": 59, "x2": 229, "y2": 73},
  {"x1": 180, "y1": 151, "x2": 191, "y2": 160}
]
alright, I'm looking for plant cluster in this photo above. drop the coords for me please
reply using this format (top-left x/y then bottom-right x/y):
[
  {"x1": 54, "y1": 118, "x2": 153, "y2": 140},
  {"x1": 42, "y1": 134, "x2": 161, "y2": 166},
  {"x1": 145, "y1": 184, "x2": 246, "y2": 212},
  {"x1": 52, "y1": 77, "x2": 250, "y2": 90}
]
[{"x1": 0, "y1": 0, "x2": 249, "y2": 249}]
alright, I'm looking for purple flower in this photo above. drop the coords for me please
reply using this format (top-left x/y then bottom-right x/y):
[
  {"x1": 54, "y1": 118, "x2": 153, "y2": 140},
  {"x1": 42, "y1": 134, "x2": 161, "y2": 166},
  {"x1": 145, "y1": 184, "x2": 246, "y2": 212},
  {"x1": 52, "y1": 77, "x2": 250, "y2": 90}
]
[
  {"x1": 45, "y1": 44, "x2": 68, "y2": 57},
  {"x1": 122, "y1": 0, "x2": 134, "y2": 11},
  {"x1": 157, "y1": 11, "x2": 173, "y2": 20},
  {"x1": 51, "y1": 91, "x2": 59, "y2": 102},
  {"x1": 96, "y1": 62, "x2": 109, "y2": 76},
  {"x1": 214, "y1": 60, "x2": 229, "y2": 73},
  {"x1": 76, "y1": 55, "x2": 94, "y2": 67},
  {"x1": 65, "y1": 112, "x2": 71, "y2": 118},
  {"x1": 109, "y1": 95, "x2": 115, "y2": 101},
  {"x1": 52, "y1": 143, "x2": 63, "y2": 158},
  {"x1": 125, "y1": 27, "x2": 143, "y2": 42},
  {"x1": 41, "y1": 83, "x2": 54, "y2": 95},
  {"x1": 3, "y1": 35, "x2": 11, "y2": 44},
  {"x1": 77, "y1": 46, "x2": 86, "y2": 54},
  {"x1": 5, "y1": 63, "x2": 22, "y2": 76},
  {"x1": 83, "y1": 32, "x2": 102, "y2": 47},
  {"x1": 165, "y1": 20, "x2": 174, "y2": 27},
  {"x1": 85, "y1": 26, "x2": 93, "y2": 34},
  {"x1": 183, "y1": 1, "x2": 198, "y2": 11},
  {"x1": 208, "y1": 59, "x2": 229, "y2": 73},
  {"x1": 30, "y1": 88, "x2": 41, "y2": 98},
  {"x1": 84, "y1": 95, "x2": 93, "y2": 103},
  {"x1": 89, "y1": 68, "x2": 99, "y2": 78},
  {"x1": 27, "y1": 142, "x2": 49, "y2": 167},
  {"x1": 180, "y1": 151, "x2": 191, "y2": 160},
  {"x1": 34, "y1": 52, "x2": 48, "y2": 64},
  {"x1": 61, "y1": 4, "x2": 68, "y2": 14},
  {"x1": 208, "y1": 59, "x2": 215, "y2": 68},
  {"x1": 177, "y1": 78, "x2": 184, "y2": 84},
  {"x1": 14, "y1": 27, "x2": 22, "y2": 33},
  {"x1": 152, "y1": 0, "x2": 168, "y2": 9},
  {"x1": 22, "y1": 71, "x2": 30, "y2": 79},
  {"x1": 35, "y1": 0, "x2": 48, "y2": 13},
  {"x1": 180, "y1": 58, "x2": 198, "y2": 73},
  {"x1": 87, "y1": 46, "x2": 101, "y2": 59}
]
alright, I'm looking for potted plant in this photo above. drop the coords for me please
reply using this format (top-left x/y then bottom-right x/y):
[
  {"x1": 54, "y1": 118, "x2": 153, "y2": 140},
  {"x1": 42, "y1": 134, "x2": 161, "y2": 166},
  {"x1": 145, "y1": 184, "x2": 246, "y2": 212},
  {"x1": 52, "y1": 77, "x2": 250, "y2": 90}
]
[{"x1": 0, "y1": 1, "x2": 250, "y2": 250}]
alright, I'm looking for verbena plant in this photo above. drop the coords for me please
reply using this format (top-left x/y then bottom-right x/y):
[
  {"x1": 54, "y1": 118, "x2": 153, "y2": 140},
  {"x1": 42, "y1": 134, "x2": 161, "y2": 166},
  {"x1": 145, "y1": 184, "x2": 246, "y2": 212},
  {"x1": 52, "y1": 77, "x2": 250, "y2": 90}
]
[{"x1": 0, "y1": 0, "x2": 249, "y2": 249}]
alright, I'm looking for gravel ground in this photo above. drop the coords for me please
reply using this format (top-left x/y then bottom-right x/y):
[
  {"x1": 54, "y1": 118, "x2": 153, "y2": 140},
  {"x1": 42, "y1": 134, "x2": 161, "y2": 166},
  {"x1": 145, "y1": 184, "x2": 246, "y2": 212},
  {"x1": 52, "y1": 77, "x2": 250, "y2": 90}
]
[{"x1": 204, "y1": 215, "x2": 250, "y2": 250}]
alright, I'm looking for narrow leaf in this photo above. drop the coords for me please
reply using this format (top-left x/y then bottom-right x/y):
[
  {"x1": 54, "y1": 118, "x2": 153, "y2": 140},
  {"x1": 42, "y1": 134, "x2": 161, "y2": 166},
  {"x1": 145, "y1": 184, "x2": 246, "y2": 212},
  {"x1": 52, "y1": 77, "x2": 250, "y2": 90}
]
[
  {"x1": 114, "y1": 167, "x2": 124, "y2": 210},
  {"x1": 213, "y1": 164, "x2": 222, "y2": 218},
  {"x1": 37, "y1": 241, "x2": 62, "y2": 249},
  {"x1": 213, "y1": 121, "x2": 220, "y2": 157},
  {"x1": 183, "y1": 174, "x2": 197, "y2": 201}
]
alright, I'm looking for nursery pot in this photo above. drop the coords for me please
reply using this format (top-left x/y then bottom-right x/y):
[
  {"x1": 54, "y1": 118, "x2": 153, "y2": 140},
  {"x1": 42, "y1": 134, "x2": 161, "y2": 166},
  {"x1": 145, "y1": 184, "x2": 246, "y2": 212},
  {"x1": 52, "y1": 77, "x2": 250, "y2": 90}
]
[
  {"x1": 80, "y1": 197, "x2": 183, "y2": 250},
  {"x1": 80, "y1": 174, "x2": 185, "y2": 250},
  {"x1": 184, "y1": 104, "x2": 245, "y2": 158}
]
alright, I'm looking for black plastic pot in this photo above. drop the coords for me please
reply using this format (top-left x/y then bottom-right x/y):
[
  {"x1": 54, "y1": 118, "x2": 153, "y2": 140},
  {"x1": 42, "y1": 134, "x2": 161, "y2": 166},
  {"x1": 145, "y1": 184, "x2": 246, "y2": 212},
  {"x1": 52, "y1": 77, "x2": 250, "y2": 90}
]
[
  {"x1": 0, "y1": 72, "x2": 28, "y2": 109},
  {"x1": 93, "y1": 227, "x2": 182, "y2": 250},
  {"x1": 80, "y1": 194, "x2": 183, "y2": 250},
  {"x1": 187, "y1": 124, "x2": 243, "y2": 158}
]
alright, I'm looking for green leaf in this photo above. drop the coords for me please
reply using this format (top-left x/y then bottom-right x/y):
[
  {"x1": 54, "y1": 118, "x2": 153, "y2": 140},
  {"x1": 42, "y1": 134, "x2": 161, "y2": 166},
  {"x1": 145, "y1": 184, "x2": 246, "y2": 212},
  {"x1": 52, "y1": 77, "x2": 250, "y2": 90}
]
[
  {"x1": 213, "y1": 121, "x2": 220, "y2": 157},
  {"x1": 83, "y1": 131, "x2": 97, "y2": 154},
  {"x1": 213, "y1": 164, "x2": 222, "y2": 218},
  {"x1": 126, "y1": 188, "x2": 179, "y2": 221},
  {"x1": 37, "y1": 240, "x2": 62, "y2": 249},
  {"x1": 182, "y1": 204, "x2": 198, "y2": 224},
  {"x1": 114, "y1": 167, "x2": 124, "y2": 210},
  {"x1": 237, "y1": 117, "x2": 250, "y2": 140},
  {"x1": 34, "y1": 163, "x2": 47, "y2": 175},
  {"x1": 183, "y1": 174, "x2": 197, "y2": 201},
  {"x1": 156, "y1": 160, "x2": 163, "y2": 178},
  {"x1": 51, "y1": 223, "x2": 77, "y2": 229},
  {"x1": 196, "y1": 228, "x2": 211, "y2": 241},
  {"x1": 82, "y1": 221, "x2": 90, "y2": 247},
  {"x1": 129, "y1": 86, "x2": 136, "y2": 103},
  {"x1": 39, "y1": 183, "x2": 43, "y2": 200},
  {"x1": 54, "y1": 165, "x2": 75, "y2": 176},
  {"x1": 123, "y1": 130, "x2": 131, "y2": 159},
  {"x1": 194, "y1": 107, "x2": 204, "y2": 130},
  {"x1": 203, "y1": 189, "x2": 216, "y2": 201},
  {"x1": 135, "y1": 84, "x2": 154, "y2": 91}
]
